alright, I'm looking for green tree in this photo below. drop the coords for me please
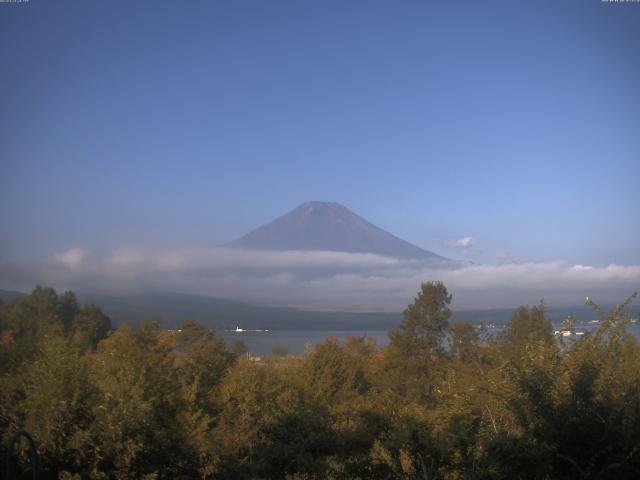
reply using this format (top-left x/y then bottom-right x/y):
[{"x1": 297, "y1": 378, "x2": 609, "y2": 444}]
[
  {"x1": 389, "y1": 281, "x2": 452, "y2": 358},
  {"x1": 59, "y1": 290, "x2": 80, "y2": 334},
  {"x1": 500, "y1": 303, "x2": 553, "y2": 359},
  {"x1": 89, "y1": 322, "x2": 190, "y2": 479},
  {"x1": 272, "y1": 344, "x2": 289, "y2": 357},
  {"x1": 173, "y1": 320, "x2": 235, "y2": 406},
  {"x1": 71, "y1": 304, "x2": 112, "y2": 350},
  {"x1": 300, "y1": 337, "x2": 371, "y2": 414},
  {"x1": 503, "y1": 303, "x2": 552, "y2": 346},
  {"x1": 384, "y1": 281, "x2": 452, "y2": 402},
  {"x1": 449, "y1": 322, "x2": 480, "y2": 362},
  {"x1": 213, "y1": 359, "x2": 297, "y2": 478},
  {"x1": 0, "y1": 286, "x2": 64, "y2": 346},
  {"x1": 231, "y1": 339, "x2": 248, "y2": 357},
  {"x1": 18, "y1": 332, "x2": 97, "y2": 478}
]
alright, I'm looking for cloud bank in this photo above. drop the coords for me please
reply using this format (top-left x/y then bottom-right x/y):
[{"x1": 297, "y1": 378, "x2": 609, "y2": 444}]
[
  {"x1": 51, "y1": 247, "x2": 88, "y2": 271},
  {"x1": 1, "y1": 247, "x2": 638, "y2": 311}
]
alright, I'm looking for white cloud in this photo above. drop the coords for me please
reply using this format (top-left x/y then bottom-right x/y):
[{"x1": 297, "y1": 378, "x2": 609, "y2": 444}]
[
  {"x1": 293, "y1": 262, "x2": 640, "y2": 308},
  {"x1": 444, "y1": 237, "x2": 476, "y2": 249},
  {"x1": 4, "y1": 247, "x2": 640, "y2": 310},
  {"x1": 572, "y1": 264, "x2": 594, "y2": 271},
  {"x1": 51, "y1": 247, "x2": 88, "y2": 271},
  {"x1": 105, "y1": 247, "x2": 405, "y2": 275}
]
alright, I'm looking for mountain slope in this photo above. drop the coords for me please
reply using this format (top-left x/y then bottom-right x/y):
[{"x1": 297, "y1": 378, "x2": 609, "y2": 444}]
[
  {"x1": 79, "y1": 291, "x2": 401, "y2": 330},
  {"x1": 229, "y1": 201, "x2": 448, "y2": 260},
  {"x1": 0, "y1": 289, "x2": 27, "y2": 303},
  {"x1": 78, "y1": 293, "x2": 639, "y2": 330},
  {"x1": 4, "y1": 288, "x2": 627, "y2": 330}
]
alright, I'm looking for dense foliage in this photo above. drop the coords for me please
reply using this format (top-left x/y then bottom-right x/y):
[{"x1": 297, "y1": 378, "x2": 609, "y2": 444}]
[{"x1": 1, "y1": 283, "x2": 639, "y2": 479}]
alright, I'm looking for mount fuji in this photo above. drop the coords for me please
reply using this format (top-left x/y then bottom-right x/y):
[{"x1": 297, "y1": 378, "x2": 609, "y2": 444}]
[{"x1": 228, "y1": 201, "x2": 450, "y2": 263}]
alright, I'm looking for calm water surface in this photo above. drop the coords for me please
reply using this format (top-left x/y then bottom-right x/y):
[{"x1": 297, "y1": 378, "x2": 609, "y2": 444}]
[
  {"x1": 220, "y1": 324, "x2": 640, "y2": 358},
  {"x1": 220, "y1": 330, "x2": 390, "y2": 357}
]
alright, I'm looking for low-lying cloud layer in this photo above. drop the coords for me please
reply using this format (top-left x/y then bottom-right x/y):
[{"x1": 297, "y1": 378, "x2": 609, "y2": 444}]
[{"x1": 1, "y1": 247, "x2": 638, "y2": 311}]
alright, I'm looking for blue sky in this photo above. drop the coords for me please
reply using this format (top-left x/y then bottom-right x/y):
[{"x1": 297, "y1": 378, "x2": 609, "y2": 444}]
[{"x1": 1, "y1": 1, "x2": 639, "y2": 307}]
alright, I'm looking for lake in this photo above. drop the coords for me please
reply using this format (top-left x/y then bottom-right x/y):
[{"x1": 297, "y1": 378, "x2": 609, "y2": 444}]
[
  {"x1": 220, "y1": 323, "x2": 640, "y2": 358},
  {"x1": 220, "y1": 329, "x2": 390, "y2": 357}
]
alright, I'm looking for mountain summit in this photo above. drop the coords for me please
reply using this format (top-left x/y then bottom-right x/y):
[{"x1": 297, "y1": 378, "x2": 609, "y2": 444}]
[{"x1": 229, "y1": 201, "x2": 448, "y2": 261}]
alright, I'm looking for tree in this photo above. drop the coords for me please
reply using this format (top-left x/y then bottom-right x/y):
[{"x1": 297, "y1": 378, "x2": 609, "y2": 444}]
[
  {"x1": 389, "y1": 281, "x2": 452, "y2": 358},
  {"x1": 371, "y1": 281, "x2": 455, "y2": 474},
  {"x1": 173, "y1": 320, "x2": 235, "y2": 403},
  {"x1": 231, "y1": 339, "x2": 248, "y2": 357},
  {"x1": 300, "y1": 337, "x2": 371, "y2": 412},
  {"x1": 500, "y1": 303, "x2": 553, "y2": 357},
  {"x1": 272, "y1": 344, "x2": 289, "y2": 357},
  {"x1": 1, "y1": 286, "x2": 64, "y2": 345},
  {"x1": 18, "y1": 332, "x2": 96, "y2": 477},
  {"x1": 59, "y1": 290, "x2": 79, "y2": 334},
  {"x1": 89, "y1": 322, "x2": 190, "y2": 479},
  {"x1": 71, "y1": 304, "x2": 112, "y2": 350},
  {"x1": 449, "y1": 322, "x2": 480, "y2": 362},
  {"x1": 213, "y1": 359, "x2": 298, "y2": 478}
]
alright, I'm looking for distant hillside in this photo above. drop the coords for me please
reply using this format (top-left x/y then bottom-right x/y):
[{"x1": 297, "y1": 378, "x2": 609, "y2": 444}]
[
  {"x1": 0, "y1": 289, "x2": 27, "y2": 303},
  {"x1": 78, "y1": 291, "x2": 402, "y2": 331},
  {"x1": 450, "y1": 305, "x2": 638, "y2": 326},
  {"x1": 2, "y1": 288, "x2": 401, "y2": 330},
  {"x1": 229, "y1": 201, "x2": 450, "y2": 262},
  {"x1": 78, "y1": 293, "x2": 635, "y2": 330},
  {"x1": 4, "y1": 288, "x2": 634, "y2": 331}
]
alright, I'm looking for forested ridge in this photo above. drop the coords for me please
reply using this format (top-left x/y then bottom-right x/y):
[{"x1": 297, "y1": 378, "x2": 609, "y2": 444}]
[{"x1": 1, "y1": 284, "x2": 639, "y2": 479}]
